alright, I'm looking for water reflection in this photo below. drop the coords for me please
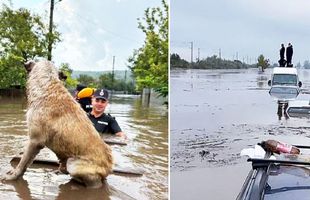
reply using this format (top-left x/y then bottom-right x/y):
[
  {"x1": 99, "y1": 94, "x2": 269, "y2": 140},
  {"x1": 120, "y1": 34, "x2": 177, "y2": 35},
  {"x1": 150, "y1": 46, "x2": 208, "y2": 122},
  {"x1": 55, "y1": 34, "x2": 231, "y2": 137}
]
[
  {"x1": 277, "y1": 101, "x2": 289, "y2": 120},
  {"x1": 5, "y1": 177, "x2": 137, "y2": 200},
  {"x1": 256, "y1": 75, "x2": 268, "y2": 89}
]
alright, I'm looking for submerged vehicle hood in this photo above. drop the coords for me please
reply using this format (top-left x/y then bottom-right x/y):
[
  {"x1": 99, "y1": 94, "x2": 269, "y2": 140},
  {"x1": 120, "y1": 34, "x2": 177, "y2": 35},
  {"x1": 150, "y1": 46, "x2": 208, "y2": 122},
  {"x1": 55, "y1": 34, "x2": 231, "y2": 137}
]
[{"x1": 269, "y1": 86, "x2": 300, "y2": 101}]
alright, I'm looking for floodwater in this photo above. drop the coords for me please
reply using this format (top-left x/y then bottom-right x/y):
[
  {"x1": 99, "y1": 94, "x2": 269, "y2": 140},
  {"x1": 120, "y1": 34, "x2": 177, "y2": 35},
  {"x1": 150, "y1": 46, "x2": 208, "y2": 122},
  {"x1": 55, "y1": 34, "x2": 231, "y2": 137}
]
[
  {"x1": 170, "y1": 68, "x2": 310, "y2": 200},
  {"x1": 0, "y1": 94, "x2": 168, "y2": 200}
]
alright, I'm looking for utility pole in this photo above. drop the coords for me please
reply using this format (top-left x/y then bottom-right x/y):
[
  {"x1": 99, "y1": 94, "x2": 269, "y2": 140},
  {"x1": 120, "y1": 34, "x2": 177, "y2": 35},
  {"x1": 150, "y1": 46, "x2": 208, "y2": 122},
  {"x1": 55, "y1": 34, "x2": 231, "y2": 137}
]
[
  {"x1": 236, "y1": 52, "x2": 239, "y2": 61},
  {"x1": 124, "y1": 70, "x2": 127, "y2": 93},
  {"x1": 190, "y1": 42, "x2": 193, "y2": 63},
  {"x1": 124, "y1": 70, "x2": 127, "y2": 83},
  {"x1": 112, "y1": 56, "x2": 115, "y2": 93},
  {"x1": 48, "y1": 0, "x2": 54, "y2": 61},
  {"x1": 197, "y1": 48, "x2": 200, "y2": 62},
  {"x1": 219, "y1": 48, "x2": 221, "y2": 59}
]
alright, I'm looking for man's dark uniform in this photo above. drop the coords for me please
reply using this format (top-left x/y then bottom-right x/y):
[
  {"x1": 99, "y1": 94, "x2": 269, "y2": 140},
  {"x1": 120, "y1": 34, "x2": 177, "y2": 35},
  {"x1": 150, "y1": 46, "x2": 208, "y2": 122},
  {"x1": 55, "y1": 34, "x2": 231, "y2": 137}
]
[
  {"x1": 280, "y1": 46, "x2": 285, "y2": 60},
  {"x1": 88, "y1": 88, "x2": 122, "y2": 134},
  {"x1": 279, "y1": 44, "x2": 286, "y2": 67},
  {"x1": 286, "y1": 44, "x2": 293, "y2": 67},
  {"x1": 88, "y1": 113, "x2": 122, "y2": 134}
]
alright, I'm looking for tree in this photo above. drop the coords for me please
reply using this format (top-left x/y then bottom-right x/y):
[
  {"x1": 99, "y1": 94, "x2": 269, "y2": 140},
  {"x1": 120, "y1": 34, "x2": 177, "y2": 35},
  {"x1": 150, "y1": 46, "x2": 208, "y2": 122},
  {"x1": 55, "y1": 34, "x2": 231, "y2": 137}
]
[
  {"x1": 170, "y1": 53, "x2": 189, "y2": 68},
  {"x1": 303, "y1": 60, "x2": 310, "y2": 69},
  {"x1": 257, "y1": 54, "x2": 269, "y2": 72},
  {"x1": 128, "y1": 0, "x2": 168, "y2": 97},
  {"x1": 77, "y1": 74, "x2": 96, "y2": 88},
  {"x1": 98, "y1": 73, "x2": 113, "y2": 90},
  {"x1": 0, "y1": 4, "x2": 60, "y2": 89}
]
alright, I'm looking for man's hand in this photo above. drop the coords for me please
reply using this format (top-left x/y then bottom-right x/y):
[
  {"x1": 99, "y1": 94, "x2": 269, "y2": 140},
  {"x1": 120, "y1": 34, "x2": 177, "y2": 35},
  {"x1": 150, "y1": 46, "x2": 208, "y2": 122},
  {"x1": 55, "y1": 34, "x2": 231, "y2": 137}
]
[{"x1": 115, "y1": 132, "x2": 127, "y2": 140}]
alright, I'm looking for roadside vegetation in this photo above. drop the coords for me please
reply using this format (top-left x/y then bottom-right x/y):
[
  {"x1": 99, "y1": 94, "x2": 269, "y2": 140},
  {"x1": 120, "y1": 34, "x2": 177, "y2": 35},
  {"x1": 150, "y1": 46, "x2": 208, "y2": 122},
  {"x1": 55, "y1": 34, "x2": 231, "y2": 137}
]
[{"x1": 171, "y1": 53, "x2": 310, "y2": 70}]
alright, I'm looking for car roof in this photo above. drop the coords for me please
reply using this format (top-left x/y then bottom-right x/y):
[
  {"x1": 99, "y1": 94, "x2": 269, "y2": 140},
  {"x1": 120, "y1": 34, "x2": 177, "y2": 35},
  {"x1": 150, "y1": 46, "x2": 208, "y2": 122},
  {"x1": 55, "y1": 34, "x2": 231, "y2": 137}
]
[{"x1": 272, "y1": 67, "x2": 298, "y2": 75}]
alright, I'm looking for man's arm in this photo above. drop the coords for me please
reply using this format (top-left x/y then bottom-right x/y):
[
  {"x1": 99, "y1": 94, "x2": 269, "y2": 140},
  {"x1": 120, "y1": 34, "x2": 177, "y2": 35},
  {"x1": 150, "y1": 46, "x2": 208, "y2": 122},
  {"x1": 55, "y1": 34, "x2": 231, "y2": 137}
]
[{"x1": 109, "y1": 115, "x2": 127, "y2": 139}]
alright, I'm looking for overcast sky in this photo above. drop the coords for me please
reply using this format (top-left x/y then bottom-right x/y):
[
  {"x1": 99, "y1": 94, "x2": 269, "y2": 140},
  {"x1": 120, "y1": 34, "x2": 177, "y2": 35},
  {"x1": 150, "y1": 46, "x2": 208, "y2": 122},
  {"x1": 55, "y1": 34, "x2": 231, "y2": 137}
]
[
  {"x1": 9, "y1": 0, "x2": 161, "y2": 71},
  {"x1": 171, "y1": 0, "x2": 310, "y2": 65}
]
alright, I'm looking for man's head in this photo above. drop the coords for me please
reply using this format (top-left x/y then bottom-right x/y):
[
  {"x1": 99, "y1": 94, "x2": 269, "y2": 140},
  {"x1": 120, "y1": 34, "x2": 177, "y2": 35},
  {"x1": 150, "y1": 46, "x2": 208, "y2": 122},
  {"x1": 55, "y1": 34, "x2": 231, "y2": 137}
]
[
  {"x1": 91, "y1": 89, "x2": 109, "y2": 114},
  {"x1": 281, "y1": 44, "x2": 284, "y2": 47}
]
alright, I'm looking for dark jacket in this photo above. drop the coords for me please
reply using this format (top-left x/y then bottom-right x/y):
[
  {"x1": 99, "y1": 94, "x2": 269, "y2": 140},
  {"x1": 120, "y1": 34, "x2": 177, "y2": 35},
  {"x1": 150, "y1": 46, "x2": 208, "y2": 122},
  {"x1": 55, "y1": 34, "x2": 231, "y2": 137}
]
[
  {"x1": 87, "y1": 113, "x2": 122, "y2": 134},
  {"x1": 286, "y1": 45, "x2": 293, "y2": 58},
  {"x1": 280, "y1": 47, "x2": 285, "y2": 59}
]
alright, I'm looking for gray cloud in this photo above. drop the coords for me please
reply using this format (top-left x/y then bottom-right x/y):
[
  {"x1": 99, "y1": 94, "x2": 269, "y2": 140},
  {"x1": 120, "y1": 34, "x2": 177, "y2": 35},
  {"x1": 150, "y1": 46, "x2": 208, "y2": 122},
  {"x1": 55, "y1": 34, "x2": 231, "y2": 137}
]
[
  {"x1": 171, "y1": 0, "x2": 310, "y2": 65},
  {"x1": 12, "y1": 0, "x2": 161, "y2": 71}
]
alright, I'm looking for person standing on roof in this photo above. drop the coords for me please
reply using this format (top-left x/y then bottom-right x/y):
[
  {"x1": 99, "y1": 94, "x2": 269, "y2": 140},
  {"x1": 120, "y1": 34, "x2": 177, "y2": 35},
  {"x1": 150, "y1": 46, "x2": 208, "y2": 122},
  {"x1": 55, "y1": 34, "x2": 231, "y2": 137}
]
[
  {"x1": 279, "y1": 44, "x2": 286, "y2": 67},
  {"x1": 286, "y1": 43, "x2": 293, "y2": 67}
]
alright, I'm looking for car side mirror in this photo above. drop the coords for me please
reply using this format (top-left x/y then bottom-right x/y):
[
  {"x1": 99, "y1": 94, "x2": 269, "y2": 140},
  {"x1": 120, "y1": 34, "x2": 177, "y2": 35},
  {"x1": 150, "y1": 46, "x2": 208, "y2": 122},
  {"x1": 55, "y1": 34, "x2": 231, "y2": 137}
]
[
  {"x1": 268, "y1": 80, "x2": 271, "y2": 86},
  {"x1": 298, "y1": 81, "x2": 302, "y2": 87}
]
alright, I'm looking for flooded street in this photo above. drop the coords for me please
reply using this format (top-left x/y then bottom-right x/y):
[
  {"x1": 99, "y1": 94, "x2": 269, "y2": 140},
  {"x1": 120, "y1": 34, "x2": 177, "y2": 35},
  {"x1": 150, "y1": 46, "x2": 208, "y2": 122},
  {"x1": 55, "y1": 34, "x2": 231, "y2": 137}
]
[
  {"x1": 170, "y1": 68, "x2": 310, "y2": 200},
  {"x1": 0, "y1": 95, "x2": 168, "y2": 200}
]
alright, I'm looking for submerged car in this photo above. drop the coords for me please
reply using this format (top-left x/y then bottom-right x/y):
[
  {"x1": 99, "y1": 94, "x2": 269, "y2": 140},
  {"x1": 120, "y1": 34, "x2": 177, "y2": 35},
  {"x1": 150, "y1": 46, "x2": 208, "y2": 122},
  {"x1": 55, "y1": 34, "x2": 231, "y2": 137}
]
[
  {"x1": 286, "y1": 100, "x2": 310, "y2": 118},
  {"x1": 237, "y1": 144, "x2": 310, "y2": 200},
  {"x1": 268, "y1": 67, "x2": 302, "y2": 101}
]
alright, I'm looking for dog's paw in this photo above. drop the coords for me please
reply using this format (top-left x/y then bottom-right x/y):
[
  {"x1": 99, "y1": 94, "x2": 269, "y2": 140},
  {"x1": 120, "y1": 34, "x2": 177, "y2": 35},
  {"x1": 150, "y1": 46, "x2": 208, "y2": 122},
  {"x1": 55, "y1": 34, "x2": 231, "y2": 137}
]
[{"x1": 1, "y1": 170, "x2": 19, "y2": 181}]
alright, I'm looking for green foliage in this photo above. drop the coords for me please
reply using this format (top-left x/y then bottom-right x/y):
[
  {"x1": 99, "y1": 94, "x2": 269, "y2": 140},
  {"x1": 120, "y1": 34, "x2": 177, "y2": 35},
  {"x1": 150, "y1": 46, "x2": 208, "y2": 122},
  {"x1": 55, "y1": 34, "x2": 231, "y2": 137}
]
[
  {"x1": 98, "y1": 73, "x2": 113, "y2": 90},
  {"x1": 257, "y1": 54, "x2": 269, "y2": 72},
  {"x1": 0, "y1": 4, "x2": 60, "y2": 89},
  {"x1": 97, "y1": 73, "x2": 135, "y2": 92},
  {"x1": 77, "y1": 74, "x2": 96, "y2": 88},
  {"x1": 171, "y1": 54, "x2": 255, "y2": 69},
  {"x1": 0, "y1": 56, "x2": 26, "y2": 88},
  {"x1": 128, "y1": 0, "x2": 168, "y2": 97}
]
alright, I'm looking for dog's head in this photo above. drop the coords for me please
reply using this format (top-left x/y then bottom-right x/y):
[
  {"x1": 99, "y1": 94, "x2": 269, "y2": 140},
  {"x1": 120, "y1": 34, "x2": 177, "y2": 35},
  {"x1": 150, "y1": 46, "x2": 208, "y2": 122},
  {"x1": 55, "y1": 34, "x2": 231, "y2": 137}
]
[
  {"x1": 24, "y1": 60, "x2": 35, "y2": 73},
  {"x1": 24, "y1": 60, "x2": 67, "y2": 81}
]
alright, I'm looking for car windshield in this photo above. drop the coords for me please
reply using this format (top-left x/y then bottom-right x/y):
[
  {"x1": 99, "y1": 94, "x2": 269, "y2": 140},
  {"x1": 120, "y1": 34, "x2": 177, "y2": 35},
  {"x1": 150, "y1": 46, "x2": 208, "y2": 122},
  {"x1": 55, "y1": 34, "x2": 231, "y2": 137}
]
[
  {"x1": 264, "y1": 165, "x2": 310, "y2": 200},
  {"x1": 273, "y1": 74, "x2": 297, "y2": 86}
]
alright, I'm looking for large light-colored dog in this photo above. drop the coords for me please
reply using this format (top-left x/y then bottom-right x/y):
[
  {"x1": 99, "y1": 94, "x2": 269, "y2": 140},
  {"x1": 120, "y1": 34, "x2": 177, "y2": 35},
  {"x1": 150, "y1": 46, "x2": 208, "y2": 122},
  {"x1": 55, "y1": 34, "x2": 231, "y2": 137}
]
[{"x1": 4, "y1": 60, "x2": 113, "y2": 188}]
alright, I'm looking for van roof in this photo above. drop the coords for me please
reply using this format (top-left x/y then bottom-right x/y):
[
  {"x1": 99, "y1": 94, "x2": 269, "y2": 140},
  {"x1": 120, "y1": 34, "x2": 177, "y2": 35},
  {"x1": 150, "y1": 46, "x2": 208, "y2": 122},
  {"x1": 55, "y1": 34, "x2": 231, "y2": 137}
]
[{"x1": 272, "y1": 67, "x2": 298, "y2": 75}]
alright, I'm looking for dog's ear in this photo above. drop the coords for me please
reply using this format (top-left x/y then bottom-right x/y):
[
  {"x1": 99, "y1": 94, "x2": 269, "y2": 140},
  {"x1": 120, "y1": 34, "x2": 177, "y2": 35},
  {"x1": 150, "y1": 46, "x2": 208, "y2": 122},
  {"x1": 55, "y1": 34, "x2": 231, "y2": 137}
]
[
  {"x1": 24, "y1": 61, "x2": 35, "y2": 73},
  {"x1": 58, "y1": 71, "x2": 68, "y2": 81}
]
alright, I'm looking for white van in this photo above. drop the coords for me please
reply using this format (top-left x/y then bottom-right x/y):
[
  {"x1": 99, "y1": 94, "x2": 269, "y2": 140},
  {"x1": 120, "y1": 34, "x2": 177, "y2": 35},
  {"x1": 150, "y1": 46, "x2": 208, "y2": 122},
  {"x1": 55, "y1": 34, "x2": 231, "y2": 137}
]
[
  {"x1": 268, "y1": 67, "x2": 302, "y2": 100},
  {"x1": 268, "y1": 67, "x2": 302, "y2": 87}
]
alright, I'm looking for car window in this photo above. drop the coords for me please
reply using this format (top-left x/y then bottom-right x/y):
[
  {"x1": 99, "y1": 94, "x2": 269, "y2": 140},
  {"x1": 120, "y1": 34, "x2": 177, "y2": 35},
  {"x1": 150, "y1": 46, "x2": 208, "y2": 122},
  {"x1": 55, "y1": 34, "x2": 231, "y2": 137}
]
[{"x1": 273, "y1": 74, "x2": 297, "y2": 86}]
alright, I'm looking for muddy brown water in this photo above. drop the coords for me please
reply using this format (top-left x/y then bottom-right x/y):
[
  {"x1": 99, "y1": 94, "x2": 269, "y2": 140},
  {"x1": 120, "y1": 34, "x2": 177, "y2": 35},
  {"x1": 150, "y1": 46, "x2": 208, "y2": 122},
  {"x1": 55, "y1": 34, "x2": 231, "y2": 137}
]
[
  {"x1": 0, "y1": 95, "x2": 168, "y2": 200},
  {"x1": 170, "y1": 68, "x2": 310, "y2": 200}
]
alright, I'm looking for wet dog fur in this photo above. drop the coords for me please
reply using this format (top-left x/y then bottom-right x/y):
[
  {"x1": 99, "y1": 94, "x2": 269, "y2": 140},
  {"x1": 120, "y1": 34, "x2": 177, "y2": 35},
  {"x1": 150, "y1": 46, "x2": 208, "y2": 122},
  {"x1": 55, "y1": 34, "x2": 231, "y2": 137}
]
[{"x1": 3, "y1": 60, "x2": 113, "y2": 188}]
